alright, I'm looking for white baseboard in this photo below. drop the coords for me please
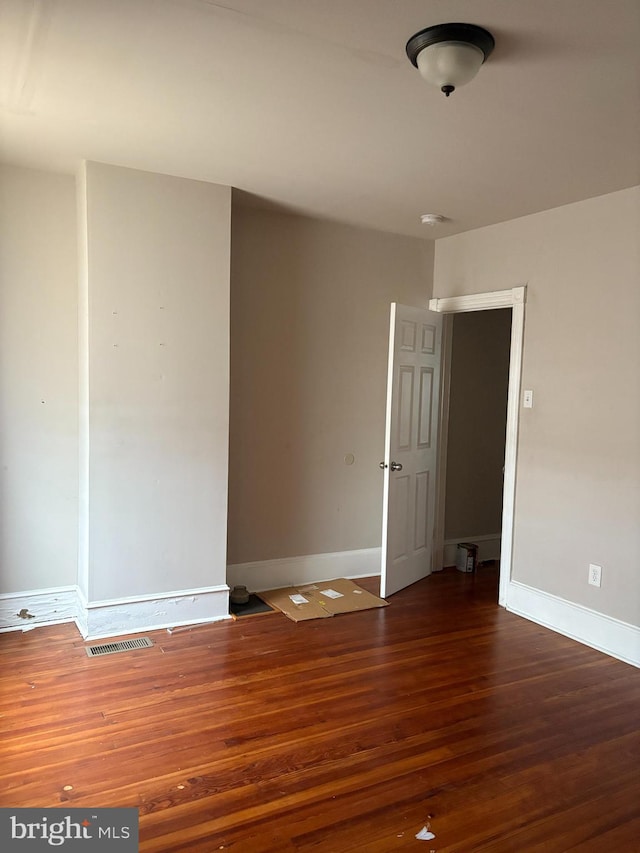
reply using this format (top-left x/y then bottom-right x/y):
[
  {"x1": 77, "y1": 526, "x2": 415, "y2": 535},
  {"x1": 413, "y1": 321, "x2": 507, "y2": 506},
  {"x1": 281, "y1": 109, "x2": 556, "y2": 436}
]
[
  {"x1": 506, "y1": 581, "x2": 640, "y2": 668},
  {"x1": 227, "y1": 547, "x2": 382, "y2": 592},
  {"x1": 0, "y1": 586, "x2": 79, "y2": 633},
  {"x1": 77, "y1": 585, "x2": 231, "y2": 641},
  {"x1": 1, "y1": 584, "x2": 230, "y2": 641},
  {"x1": 443, "y1": 534, "x2": 502, "y2": 567}
]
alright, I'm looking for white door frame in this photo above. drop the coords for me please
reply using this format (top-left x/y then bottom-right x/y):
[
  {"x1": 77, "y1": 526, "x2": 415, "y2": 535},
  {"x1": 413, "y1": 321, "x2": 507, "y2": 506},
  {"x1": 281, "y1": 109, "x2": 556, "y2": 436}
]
[{"x1": 428, "y1": 285, "x2": 527, "y2": 607}]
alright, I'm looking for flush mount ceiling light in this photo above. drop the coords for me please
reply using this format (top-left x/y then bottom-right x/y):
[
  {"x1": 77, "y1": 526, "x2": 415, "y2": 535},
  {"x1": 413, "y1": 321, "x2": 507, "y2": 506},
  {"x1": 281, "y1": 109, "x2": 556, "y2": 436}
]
[{"x1": 406, "y1": 22, "x2": 495, "y2": 97}]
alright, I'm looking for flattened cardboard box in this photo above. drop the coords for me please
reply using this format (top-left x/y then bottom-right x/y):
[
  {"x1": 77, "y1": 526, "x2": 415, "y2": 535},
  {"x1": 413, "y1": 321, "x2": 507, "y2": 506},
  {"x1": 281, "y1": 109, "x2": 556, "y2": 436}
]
[{"x1": 257, "y1": 578, "x2": 388, "y2": 622}]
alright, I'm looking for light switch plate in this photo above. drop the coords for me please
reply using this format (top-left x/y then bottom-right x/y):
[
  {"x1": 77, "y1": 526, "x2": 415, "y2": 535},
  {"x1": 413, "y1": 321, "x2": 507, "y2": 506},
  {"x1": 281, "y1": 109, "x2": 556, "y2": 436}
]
[{"x1": 523, "y1": 389, "x2": 533, "y2": 408}]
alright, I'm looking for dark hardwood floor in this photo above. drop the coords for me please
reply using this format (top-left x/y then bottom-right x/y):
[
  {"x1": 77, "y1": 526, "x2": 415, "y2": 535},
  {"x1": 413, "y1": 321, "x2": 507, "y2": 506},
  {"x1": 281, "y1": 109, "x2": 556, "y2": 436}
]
[{"x1": 1, "y1": 567, "x2": 639, "y2": 851}]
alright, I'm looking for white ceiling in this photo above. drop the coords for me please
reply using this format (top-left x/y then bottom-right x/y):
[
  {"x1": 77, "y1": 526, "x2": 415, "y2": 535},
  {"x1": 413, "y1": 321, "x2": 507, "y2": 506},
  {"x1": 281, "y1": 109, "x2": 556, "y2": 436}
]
[{"x1": 1, "y1": 0, "x2": 639, "y2": 238}]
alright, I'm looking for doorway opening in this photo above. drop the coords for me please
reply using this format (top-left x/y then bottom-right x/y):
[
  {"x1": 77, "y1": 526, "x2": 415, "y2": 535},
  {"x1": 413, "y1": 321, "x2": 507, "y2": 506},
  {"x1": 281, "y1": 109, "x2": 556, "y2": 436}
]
[
  {"x1": 430, "y1": 286, "x2": 526, "y2": 606},
  {"x1": 441, "y1": 309, "x2": 512, "y2": 597}
]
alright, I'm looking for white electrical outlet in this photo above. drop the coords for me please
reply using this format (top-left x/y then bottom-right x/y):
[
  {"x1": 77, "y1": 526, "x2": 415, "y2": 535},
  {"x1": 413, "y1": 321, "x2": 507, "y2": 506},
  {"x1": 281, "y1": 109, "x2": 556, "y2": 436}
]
[
  {"x1": 523, "y1": 389, "x2": 533, "y2": 408},
  {"x1": 588, "y1": 563, "x2": 602, "y2": 587}
]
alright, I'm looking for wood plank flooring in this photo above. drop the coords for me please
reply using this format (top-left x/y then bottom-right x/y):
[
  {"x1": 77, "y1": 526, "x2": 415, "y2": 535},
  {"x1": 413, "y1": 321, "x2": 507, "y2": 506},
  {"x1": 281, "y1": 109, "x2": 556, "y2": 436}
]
[{"x1": 1, "y1": 567, "x2": 639, "y2": 851}]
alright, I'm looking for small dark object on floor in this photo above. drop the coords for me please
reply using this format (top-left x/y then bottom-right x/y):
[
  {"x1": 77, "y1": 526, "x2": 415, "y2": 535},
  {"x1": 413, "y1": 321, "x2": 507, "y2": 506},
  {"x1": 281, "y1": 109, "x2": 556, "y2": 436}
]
[
  {"x1": 230, "y1": 584, "x2": 250, "y2": 604},
  {"x1": 229, "y1": 594, "x2": 274, "y2": 618}
]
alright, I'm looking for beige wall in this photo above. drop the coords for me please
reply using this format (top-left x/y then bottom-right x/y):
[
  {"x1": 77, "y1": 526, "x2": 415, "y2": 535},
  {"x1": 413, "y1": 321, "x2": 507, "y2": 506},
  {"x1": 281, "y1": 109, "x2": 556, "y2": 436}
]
[
  {"x1": 434, "y1": 187, "x2": 640, "y2": 626},
  {"x1": 0, "y1": 165, "x2": 78, "y2": 593},
  {"x1": 80, "y1": 163, "x2": 231, "y2": 601},
  {"x1": 4, "y1": 158, "x2": 636, "y2": 636},
  {"x1": 445, "y1": 309, "x2": 511, "y2": 541},
  {"x1": 228, "y1": 207, "x2": 433, "y2": 565}
]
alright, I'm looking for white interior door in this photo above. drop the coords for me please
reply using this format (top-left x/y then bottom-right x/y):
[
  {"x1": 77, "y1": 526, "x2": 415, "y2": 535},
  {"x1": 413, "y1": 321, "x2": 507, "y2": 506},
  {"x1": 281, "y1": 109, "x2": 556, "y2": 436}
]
[{"x1": 380, "y1": 303, "x2": 443, "y2": 598}]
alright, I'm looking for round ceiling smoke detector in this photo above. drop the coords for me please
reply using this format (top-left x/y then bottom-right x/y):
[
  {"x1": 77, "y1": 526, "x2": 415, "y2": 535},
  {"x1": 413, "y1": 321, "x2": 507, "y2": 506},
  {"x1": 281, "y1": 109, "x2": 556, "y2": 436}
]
[{"x1": 420, "y1": 214, "x2": 446, "y2": 226}]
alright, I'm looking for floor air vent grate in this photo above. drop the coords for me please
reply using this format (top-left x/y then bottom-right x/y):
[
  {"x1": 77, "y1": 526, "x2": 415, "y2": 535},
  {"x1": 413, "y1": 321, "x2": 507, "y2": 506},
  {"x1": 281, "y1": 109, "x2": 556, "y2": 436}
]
[{"x1": 85, "y1": 637, "x2": 153, "y2": 657}]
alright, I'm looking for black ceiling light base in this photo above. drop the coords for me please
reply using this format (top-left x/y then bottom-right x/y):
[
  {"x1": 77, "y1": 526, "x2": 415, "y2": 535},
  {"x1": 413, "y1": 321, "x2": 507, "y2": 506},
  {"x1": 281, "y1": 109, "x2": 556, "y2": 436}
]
[
  {"x1": 406, "y1": 22, "x2": 495, "y2": 97},
  {"x1": 406, "y1": 23, "x2": 495, "y2": 69}
]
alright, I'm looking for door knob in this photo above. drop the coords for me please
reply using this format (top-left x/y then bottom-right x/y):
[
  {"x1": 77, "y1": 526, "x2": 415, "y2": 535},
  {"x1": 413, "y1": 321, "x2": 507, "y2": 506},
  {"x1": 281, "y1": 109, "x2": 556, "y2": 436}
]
[
  {"x1": 379, "y1": 461, "x2": 387, "y2": 469},
  {"x1": 390, "y1": 461, "x2": 403, "y2": 471}
]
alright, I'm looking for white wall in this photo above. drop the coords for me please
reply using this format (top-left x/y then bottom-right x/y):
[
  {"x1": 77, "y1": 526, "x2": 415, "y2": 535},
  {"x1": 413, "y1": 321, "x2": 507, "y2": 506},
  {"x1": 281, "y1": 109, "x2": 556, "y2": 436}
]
[
  {"x1": 79, "y1": 162, "x2": 231, "y2": 603},
  {"x1": 434, "y1": 187, "x2": 640, "y2": 628},
  {"x1": 228, "y1": 207, "x2": 434, "y2": 573},
  {"x1": 0, "y1": 165, "x2": 78, "y2": 594}
]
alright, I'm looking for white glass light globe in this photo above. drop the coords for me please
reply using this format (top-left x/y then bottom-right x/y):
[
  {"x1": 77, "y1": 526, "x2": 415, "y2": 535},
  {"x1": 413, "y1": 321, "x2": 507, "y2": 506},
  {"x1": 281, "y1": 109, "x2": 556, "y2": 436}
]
[{"x1": 416, "y1": 41, "x2": 485, "y2": 92}]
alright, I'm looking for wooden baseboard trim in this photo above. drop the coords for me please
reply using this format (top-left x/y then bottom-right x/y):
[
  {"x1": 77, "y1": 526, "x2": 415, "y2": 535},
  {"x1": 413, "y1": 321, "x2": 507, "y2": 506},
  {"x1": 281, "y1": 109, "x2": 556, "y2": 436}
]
[
  {"x1": 0, "y1": 584, "x2": 231, "y2": 640},
  {"x1": 77, "y1": 585, "x2": 231, "y2": 641},
  {"x1": 506, "y1": 580, "x2": 640, "y2": 668},
  {"x1": 0, "y1": 586, "x2": 79, "y2": 633},
  {"x1": 227, "y1": 548, "x2": 382, "y2": 592}
]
